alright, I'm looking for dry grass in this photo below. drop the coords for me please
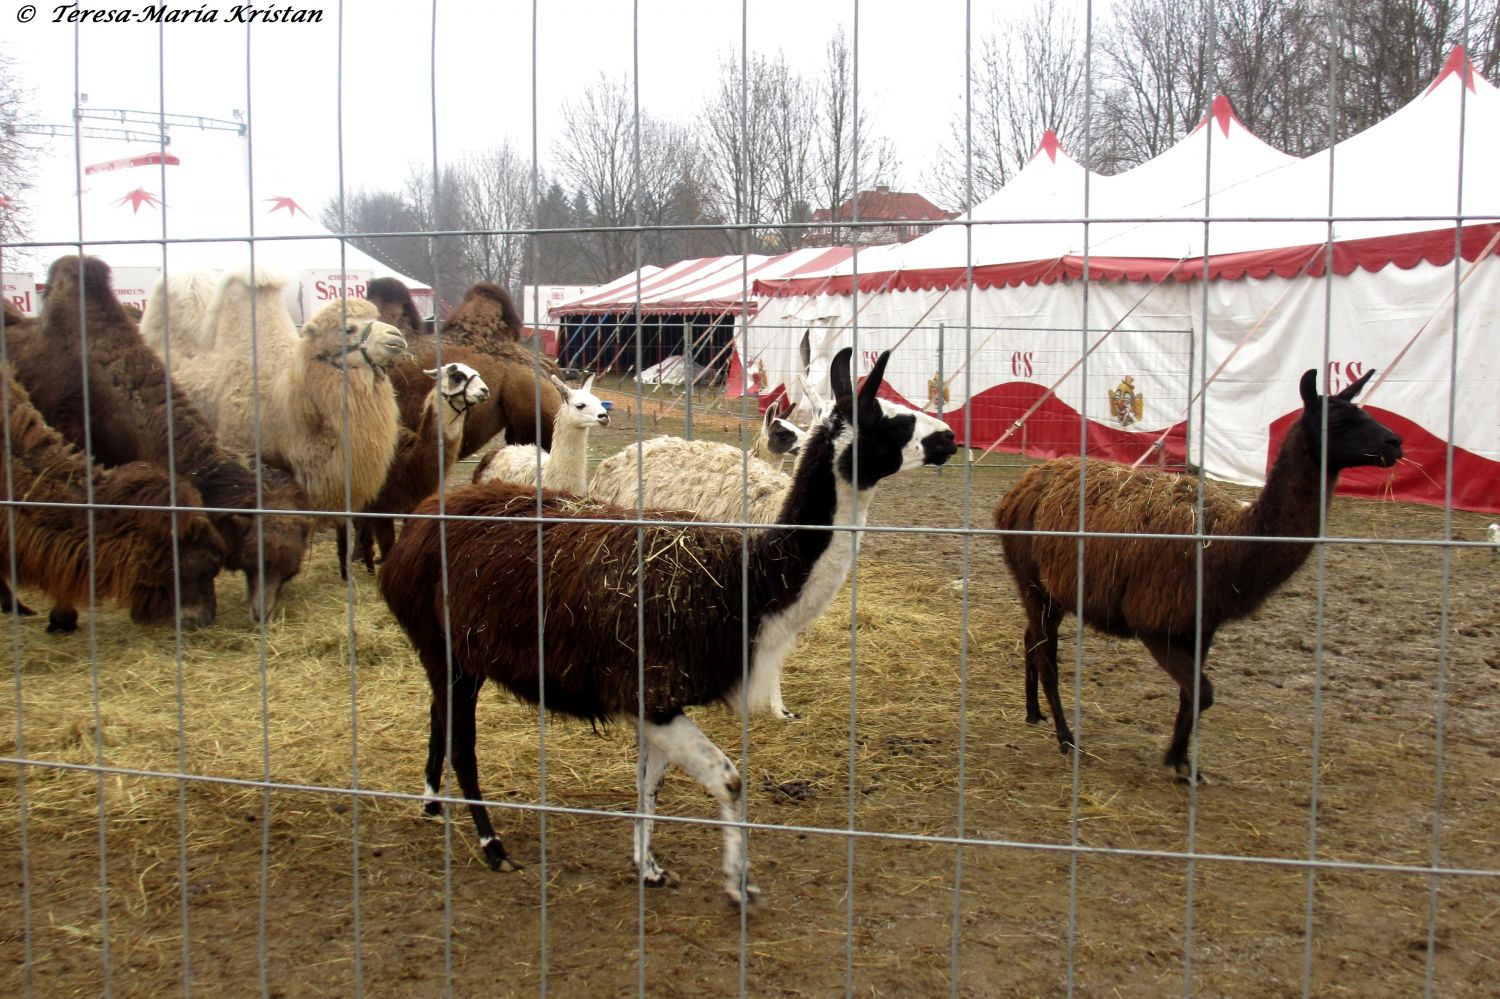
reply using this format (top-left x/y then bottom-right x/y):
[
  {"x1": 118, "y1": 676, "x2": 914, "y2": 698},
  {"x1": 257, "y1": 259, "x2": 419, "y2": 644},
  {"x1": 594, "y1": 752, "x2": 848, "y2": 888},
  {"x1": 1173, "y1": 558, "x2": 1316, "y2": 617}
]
[{"x1": 2, "y1": 399, "x2": 1498, "y2": 997}]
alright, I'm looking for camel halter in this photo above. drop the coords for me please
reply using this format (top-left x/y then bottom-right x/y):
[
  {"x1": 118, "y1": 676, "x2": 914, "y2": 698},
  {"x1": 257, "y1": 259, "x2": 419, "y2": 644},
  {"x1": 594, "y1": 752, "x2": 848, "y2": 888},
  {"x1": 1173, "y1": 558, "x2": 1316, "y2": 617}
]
[{"x1": 315, "y1": 321, "x2": 381, "y2": 370}]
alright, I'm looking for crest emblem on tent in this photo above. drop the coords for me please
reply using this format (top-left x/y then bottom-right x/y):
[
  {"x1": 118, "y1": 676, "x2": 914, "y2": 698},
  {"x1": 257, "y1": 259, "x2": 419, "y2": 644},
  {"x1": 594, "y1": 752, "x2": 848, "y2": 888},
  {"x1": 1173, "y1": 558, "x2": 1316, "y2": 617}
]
[
  {"x1": 1109, "y1": 375, "x2": 1143, "y2": 428},
  {"x1": 927, "y1": 371, "x2": 949, "y2": 412}
]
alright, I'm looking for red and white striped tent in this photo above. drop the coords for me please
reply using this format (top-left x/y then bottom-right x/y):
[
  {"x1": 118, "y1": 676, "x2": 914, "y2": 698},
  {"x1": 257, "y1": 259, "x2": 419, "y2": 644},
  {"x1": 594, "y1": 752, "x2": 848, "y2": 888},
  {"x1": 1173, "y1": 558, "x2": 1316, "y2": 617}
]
[
  {"x1": 551, "y1": 247, "x2": 853, "y2": 394},
  {"x1": 752, "y1": 48, "x2": 1500, "y2": 513}
]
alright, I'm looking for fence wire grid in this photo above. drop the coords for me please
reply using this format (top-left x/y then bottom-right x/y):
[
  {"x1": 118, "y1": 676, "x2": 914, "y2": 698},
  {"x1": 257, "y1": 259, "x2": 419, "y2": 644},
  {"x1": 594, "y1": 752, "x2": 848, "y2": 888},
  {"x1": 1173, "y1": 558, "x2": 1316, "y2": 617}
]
[{"x1": 2, "y1": 2, "x2": 1499, "y2": 998}]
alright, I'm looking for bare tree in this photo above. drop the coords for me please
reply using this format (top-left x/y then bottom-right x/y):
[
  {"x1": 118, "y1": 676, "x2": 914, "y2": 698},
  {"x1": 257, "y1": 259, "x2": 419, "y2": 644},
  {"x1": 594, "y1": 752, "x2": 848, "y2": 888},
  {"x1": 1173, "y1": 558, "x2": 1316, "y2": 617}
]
[
  {"x1": 455, "y1": 143, "x2": 532, "y2": 292},
  {"x1": 928, "y1": 5, "x2": 1086, "y2": 212},
  {"x1": 0, "y1": 48, "x2": 38, "y2": 243},
  {"x1": 814, "y1": 28, "x2": 901, "y2": 239},
  {"x1": 1093, "y1": 0, "x2": 1215, "y2": 171},
  {"x1": 701, "y1": 53, "x2": 794, "y2": 249}
]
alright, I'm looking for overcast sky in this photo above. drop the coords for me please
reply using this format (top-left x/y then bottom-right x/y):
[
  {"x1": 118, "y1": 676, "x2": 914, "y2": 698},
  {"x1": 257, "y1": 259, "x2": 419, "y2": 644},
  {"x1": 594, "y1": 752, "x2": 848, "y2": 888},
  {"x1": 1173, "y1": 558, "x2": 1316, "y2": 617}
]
[{"x1": 8, "y1": 0, "x2": 1033, "y2": 211}]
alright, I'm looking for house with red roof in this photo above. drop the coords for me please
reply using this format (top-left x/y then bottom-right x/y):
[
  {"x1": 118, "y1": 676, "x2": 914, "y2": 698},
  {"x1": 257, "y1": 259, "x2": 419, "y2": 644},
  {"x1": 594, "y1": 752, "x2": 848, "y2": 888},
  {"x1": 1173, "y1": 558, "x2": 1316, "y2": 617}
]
[{"x1": 807, "y1": 184, "x2": 958, "y2": 246}]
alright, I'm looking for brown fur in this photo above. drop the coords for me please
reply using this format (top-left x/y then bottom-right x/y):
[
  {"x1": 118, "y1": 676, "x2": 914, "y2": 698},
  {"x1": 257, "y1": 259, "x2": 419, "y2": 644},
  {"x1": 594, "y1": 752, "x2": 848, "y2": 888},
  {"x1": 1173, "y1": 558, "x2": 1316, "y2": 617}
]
[
  {"x1": 437, "y1": 282, "x2": 523, "y2": 352},
  {"x1": 13, "y1": 256, "x2": 312, "y2": 620},
  {"x1": 389, "y1": 343, "x2": 560, "y2": 455},
  {"x1": 993, "y1": 371, "x2": 1402, "y2": 776},
  {"x1": 0, "y1": 364, "x2": 225, "y2": 629},
  {"x1": 365, "y1": 277, "x2": 424, "y2": 339}
]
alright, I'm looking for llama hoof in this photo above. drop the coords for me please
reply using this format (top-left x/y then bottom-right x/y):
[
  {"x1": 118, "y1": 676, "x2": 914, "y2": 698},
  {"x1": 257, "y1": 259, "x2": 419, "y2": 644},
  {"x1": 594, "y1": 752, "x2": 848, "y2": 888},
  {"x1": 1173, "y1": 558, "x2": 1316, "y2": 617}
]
[
  {"x1": 642, "y1": 869, "x2": 680, "y2": 889},
  {"x1": 3, "y1": 598, "x2": 36, "y2": 617},
  {"x1": 775, "y1": 708, "x2": 801, "y2": 721},
  {"x1": 46, "y1": 608, "x2": 79, "y2": 634},
  {"x1": 724, "y1": 880, "x2": 761, "y2": 907},
  {"x1": 1172, "y1": 766, "x2": 1212, "y2": 787},
  {"x1": 421, "y1": 799, "x2": 443, "y2": 818},
  {"x1": 482, "y1": 841, "x2": 519, "y2": 872},
  {"x1": 1025, "y1": 711, "x2": 1046, "y2": 724},
  {"x1": 1057, "y1": 739, "x2": 1077, "y2": 756}
]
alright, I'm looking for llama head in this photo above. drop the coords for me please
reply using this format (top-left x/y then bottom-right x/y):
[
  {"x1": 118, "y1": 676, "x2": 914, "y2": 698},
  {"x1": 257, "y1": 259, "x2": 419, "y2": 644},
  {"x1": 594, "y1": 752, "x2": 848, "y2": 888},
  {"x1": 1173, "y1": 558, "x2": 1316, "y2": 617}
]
[
  {"x1": 826, "y1": 347, "x2": 956, "y2": 488},
  {"x1": 303, "y1": 298, "x2": 408, "y2": 370},
  {"x1": 761, "y1": 406, "x2": 807, "y2": 457},
  {"x1": 426, "y1": 362, "x2": 490, "y2": 412},
  {"x1": 1296, "y1": 368, "x2": 1403, "y2": 472},
  {"x1": 548, "y1": 373, "x2": 610, "y2": 430}
]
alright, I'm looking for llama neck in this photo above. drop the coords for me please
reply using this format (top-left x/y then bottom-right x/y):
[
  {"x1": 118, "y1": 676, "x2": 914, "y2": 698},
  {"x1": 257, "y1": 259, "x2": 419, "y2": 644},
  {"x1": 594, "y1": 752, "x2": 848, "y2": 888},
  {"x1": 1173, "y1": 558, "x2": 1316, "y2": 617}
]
[
  {"x1": 747, "y1": 425, "x2": 873, "y2": 620},
  {"x1": 541, "y1": 412, "x2": 591, "y2": 493},
  {"x1": 435, "y1": 389, "x2": 468, "y2": 452},
  {"x1": 1213, "y1": 421, "x2": 1336, "y2": 600}
]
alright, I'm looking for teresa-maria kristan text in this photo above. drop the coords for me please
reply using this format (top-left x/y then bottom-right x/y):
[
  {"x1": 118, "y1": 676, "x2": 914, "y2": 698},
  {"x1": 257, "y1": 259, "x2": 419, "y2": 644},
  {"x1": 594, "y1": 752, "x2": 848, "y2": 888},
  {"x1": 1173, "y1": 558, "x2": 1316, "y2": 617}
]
[{"x1": 48, "y1": 2, "x2": 324, "y2": 23}]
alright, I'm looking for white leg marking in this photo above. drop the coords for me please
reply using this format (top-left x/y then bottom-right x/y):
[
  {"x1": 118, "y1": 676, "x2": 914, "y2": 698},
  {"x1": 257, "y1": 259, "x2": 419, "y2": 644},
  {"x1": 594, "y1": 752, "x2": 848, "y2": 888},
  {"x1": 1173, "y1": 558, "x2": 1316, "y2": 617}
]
[
  {"x1": 632, "y1": 736, "x2": 675, "y2": 887},
  {"x1": 643, "y1": 714, "x2": 758, "y2": 904},
  {"x1": 422, "y1": 781, "x2": 440, "y2": 813}
]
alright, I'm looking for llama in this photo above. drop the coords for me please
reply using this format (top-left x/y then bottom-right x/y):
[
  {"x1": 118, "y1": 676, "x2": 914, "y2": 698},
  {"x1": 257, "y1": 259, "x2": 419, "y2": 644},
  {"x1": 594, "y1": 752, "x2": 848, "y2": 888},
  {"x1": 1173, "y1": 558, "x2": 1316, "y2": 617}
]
[
  {"x1": 0, "y1": 361, "x2": 225, "y2": 631},
  {"x1": 992, "y1": 369, "x2": 1403, "y2": 780},
  {"x1": 378, "y1": 348, "x2": 956, "y2": 901},
  {"x1": 388, "y1": 342, "x2": 562, "y2": 457},
  {"x1": 471, "y1": 374, "x2": 608, "y2": 494},
  {"x1": 348, "y1": 362, "x2": 490, "y2": 574},
  {"x1": 364, "y1": 277, "x2": 424, "y2": 340},
  {"x1": 13, "y1": 256, "x2": 313, "y2": 621},
  {"x1": 589, "y1": 437, "x2": 793, "y2": 527},
  {"x1": 751, "y1": 407, "x2": 809, "y2": 473}
]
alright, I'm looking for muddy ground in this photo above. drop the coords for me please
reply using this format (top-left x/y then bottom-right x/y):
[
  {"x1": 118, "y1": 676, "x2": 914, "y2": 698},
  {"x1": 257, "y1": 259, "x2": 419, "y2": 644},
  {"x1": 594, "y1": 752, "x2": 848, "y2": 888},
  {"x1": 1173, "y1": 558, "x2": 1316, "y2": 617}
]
[{"x1": 2, "y1": 411, "x2": 1497, "y2": 997}]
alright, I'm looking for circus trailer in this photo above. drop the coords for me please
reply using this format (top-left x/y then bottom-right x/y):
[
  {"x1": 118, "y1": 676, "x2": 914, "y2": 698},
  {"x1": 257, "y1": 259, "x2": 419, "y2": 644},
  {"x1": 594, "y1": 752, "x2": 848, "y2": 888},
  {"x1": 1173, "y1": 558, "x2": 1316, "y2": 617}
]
[
  {"x1": 3, "y1": 272, "x2": 38, "y2": 316},
  {"x1": 285, "y1": 269, "x2": 374, "y2": 326},
  {"x1": 108, "y1": 266, "x2": 162, "y2": 316}
]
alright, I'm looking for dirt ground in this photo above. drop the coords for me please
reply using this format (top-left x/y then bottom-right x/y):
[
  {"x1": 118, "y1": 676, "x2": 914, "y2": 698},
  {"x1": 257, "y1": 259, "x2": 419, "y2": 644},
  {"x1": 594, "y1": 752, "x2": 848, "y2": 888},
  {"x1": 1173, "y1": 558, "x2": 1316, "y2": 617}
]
[{"x1": 2, "y1": 405, "x2": 1498, "y2": 997}]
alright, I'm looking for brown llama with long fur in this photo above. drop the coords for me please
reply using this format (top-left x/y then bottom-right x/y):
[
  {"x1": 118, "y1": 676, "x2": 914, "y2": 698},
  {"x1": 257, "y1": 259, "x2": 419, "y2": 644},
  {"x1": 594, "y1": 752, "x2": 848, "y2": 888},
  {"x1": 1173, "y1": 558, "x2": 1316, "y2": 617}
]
[
  {"x1": 993, "y1": 369, "x2": 1403, "y2": 781},
  {"x1": 347, "y1": 361, "x2": 489, "y2": 574},
  {"x1": 378, "y1": 348, "x2": 956, "y2": 902},
  {"x1": 364, "y1": 277, "x2": 424, "y2": 340},
  {"x1": 0, "y1": 361, "x2": 224, "y2": 631},
  {"x1": 388, "y1": 342, "x2": 561, "y2": 455},
  {"x1": 11, "y1": 256, "x2": 314, "y2": 621}
]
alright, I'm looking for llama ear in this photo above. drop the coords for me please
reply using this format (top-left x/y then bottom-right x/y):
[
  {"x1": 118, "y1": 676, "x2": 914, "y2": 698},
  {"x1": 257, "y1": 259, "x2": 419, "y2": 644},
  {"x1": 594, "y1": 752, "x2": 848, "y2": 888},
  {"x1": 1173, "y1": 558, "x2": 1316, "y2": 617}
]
[
  {"x1": 548, "y1": 373, "x2": 571, "y2": 397},
  {"x1": 830, "y1": 347, "x2": 855, "y2": 412},
  {"x1": 1336, "y1": 368, "x2": 1375, "y2": 401},
  {"x1": 1299, "y1": 369, "x2": 1319, "y2": 411},
  {"x1": 422, "y1": 367, "x2": 439, "y2": 379},
  {"x1": 581, "y1": 373, "x2": 595, "y2": 393},
  {"x1": 858, "y1": 350, "x2": 892, "y2": 425}
]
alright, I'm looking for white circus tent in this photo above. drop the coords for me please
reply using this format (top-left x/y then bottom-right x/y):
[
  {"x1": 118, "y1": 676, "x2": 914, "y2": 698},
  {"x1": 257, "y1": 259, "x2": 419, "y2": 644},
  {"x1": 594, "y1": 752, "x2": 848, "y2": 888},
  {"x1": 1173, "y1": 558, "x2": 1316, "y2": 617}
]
[
  {"x1": 751, "y1": 49, "x2": 1500, "y2": 513},
  {"x1": 8, "y1": 128, "x2": 432, "y2": 324}
]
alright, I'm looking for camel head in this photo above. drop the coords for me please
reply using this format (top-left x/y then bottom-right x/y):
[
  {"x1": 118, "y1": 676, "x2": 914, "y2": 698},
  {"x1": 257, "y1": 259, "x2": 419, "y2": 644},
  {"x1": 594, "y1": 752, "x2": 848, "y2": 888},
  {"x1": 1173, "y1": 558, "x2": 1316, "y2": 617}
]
[{"x1": 302, "y1": 298, "x2": 408, "y2": 371}]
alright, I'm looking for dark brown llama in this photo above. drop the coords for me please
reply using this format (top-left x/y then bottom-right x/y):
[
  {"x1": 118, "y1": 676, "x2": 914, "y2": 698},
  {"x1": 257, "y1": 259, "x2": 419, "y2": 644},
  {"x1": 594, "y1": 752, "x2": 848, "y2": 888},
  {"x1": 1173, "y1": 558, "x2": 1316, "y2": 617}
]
[
  {"x1": 992, "y1": 369, "x2": 1404, "y2": 781},
  {"x1": 10, "y1": 255, "x2": 313, "y2": 621},
  {"x1": 378, "y1": 348, "x2": 956, "y2": 902},
  {"x1": 347, "y1": 361, "x2": 489, "y2": 574},
  {"x1": 388, "y1": 342, "x2": 560, "y2": 456},
  {"x1": 0, "y1": 363, "x2": 224, "y2": 630},
  {"x1": 438, "y1": 282, "x2": 523, "y2": 352}
]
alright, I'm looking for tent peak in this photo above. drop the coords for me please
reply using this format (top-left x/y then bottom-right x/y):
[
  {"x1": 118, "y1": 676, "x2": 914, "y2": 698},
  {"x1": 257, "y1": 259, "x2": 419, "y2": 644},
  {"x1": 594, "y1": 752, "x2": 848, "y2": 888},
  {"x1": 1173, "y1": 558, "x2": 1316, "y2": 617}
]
[
  {"x1": 1192, "y1": 95, "x2": 1241, "y2": 138},
  {"x1": 1031, "y1": 130, "x2": 1063, "y2": 163},
  {"x1": 1425, "y1": 45, "x2": 1477, "y2": 96}
]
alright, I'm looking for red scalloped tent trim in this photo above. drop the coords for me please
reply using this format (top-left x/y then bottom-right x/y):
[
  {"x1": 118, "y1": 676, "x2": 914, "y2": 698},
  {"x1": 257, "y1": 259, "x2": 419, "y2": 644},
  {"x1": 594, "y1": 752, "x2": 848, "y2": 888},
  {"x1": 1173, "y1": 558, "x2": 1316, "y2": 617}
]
[{"x1": 755, "y1": 223, "x2": 1500, "y2": 298}]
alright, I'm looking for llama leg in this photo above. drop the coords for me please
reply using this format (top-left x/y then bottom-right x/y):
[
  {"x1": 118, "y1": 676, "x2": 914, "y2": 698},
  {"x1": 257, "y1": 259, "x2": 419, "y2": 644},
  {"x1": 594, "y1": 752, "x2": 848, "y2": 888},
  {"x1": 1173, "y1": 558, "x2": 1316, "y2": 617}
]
[
  {"x1": 354, "y1": 520, "x2": 376, "y2": 574},
  {"x1": 422, "y1": 693, "x2": 448, "y2": 818},
  {"x1": 1020, "y1": 590, "x2": 1061, "y2": 724},
  {"x1": 443, "y1": 668, "x2": 518, "y2": 871},
  {"x1": 629, "y1": 728, "x2": 677, "y2": 888},
  {"x1": 1026, "y1": 596, "x2": 1072, "y2": 754},
  {"x1": 1142, "y1": 634, "x2": 1215, "y2": 782},
  {"x1": 372, "y1": 518, "x2": 396, "y2": 564},
  {"x1": 747, "y1": 634, "x2": 799, "y2": 720},
  {"x1": 643, "y1": 713, "x2": 757, "y2": 905},
  {"x1": 0, "y1": 581, "x2": 36, "y2": 617},
  {"x1": 335, "y1": 522, "x2": 352, "y2": 581},
  {"x1": 47, "y1": 603, "x2": 80, "y2": 634}
]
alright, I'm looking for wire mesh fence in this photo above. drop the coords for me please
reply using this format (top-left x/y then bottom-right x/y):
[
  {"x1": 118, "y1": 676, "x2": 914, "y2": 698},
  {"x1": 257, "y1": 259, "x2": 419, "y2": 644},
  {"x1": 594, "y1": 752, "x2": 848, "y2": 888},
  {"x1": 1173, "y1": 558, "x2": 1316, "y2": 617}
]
[{"x1": 2, "y1": 3, "x2": 1500, "y2": 998}]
